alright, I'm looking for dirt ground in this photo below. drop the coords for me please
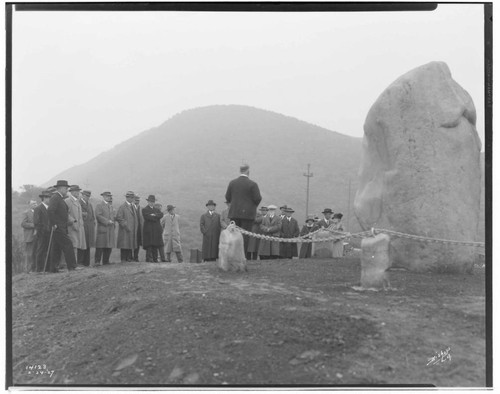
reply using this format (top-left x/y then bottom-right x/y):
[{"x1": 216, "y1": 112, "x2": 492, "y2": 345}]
[{"x1": 11, "y1": 257, "x2": 486, "y2": 387}]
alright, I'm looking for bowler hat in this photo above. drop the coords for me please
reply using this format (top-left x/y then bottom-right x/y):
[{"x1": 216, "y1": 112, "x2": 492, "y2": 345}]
[
  {"x1": 206, "y1": 200, "x2": 216, "y2": 206},
  {"x1": 333, "y1": 213, "x2": 343, "y2": 220},
  {"x1": 146, "y1": 195, "x2": 156, "y2": 202},
  {"x1": 167, "y1": 204, "x2": 175, "y2": 211},
  {"x1": 53, "y1": 180, "x2": 70, "y2": 188},
  {"x1": 39, "y1": 190, "x2": 52, "y2": 199},
  {"x1": 101, "y1": 191, "x2": 112, "y2": 197},
  {"x1": 322, "y1": 208, "x2": 333, "y2": 214},
  {"x1": 69, "y1": 185, "x2": 81, "y2": 192},
  {"x1": 125, "y1": 191, "x2": 135, "y2": 198},
  {"x1": 82, "y1": 190, "x2": 91, "y2": 197}
]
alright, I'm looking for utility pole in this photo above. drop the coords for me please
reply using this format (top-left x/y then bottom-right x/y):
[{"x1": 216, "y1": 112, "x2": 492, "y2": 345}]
[{"x1": 303, "y1": 164, "x2": 313, "y2": 219}]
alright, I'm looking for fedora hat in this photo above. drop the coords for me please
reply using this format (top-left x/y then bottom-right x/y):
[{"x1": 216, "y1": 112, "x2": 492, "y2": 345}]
[
  {"x1": 53, "y1": 180, "x2": 70, "y2": 188},
  {"x1": 206, "y1": 200, "x2": 216, "y2": 206},
  {"x1": 285, "y1": 207, "x2": 295, "y2": 213},
  {"x1": 69, "y1": 185, "x2": 81, "y2": 192},
  {"x1": 39, "y1": 190, "x2": 52, "y2": 199},
  {"x1": 146, "y1": 195, "x2": 156, "y2": 202},
  {"x1": 305, "y1": 216, "x2": 315, "y2": 223},
  {"x1": 259, "y1": 206, "x2": 268, "y2": 211},
  {"x1": 82, "y1": 190, "x2": 91, "y2": 197},
  {"x1": 322, "y1": 208, "x2": 334, "y2": 214},
  {"x1": 166, "y1": 204, "x2": 175, "y2": 211},
  {"x1": 279, "y1": 204, "x2": 288, "y2": 210},
  {"x1": 100, "y1": 191, "x2": 112, "y2": 197}
]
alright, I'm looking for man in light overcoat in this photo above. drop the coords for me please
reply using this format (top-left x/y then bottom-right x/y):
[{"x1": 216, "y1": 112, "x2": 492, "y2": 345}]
[
  {"x1": 258, "y1": 205, "x2": 282, "y2": 260},
  {"x1": 116, "y1": 191, "x2": 138, "y2": 263},
  {"x1": 21, "y1": 200, "x2": 37, "y2": 272},
  {"x1": 66, "y1": 185, "x2": 87, "y2": 263},
  {"x1": 161, "y1": 204, "x2": 184, "y2": 263},
  {"x1": 94, "y1": 191, "x2": 116, "y2": 265}
]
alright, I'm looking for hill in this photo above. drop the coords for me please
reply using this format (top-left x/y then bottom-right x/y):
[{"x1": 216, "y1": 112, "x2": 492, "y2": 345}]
[{"x1": 45, "y1": 105, "x2": 364, "y2": 251}]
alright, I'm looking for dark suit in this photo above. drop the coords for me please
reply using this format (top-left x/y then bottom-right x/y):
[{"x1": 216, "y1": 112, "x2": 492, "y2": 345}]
[
  {"x1": 200, "y1": 211, "x2": 221, "y2": 261},
  {"x1": 142, "y1": 205, "x2": 164, "y2": 262},
  {"x1": 225, "y1": 175, "x2": 262, "y2": 256},
  {"x1": 48, "y1": 192, "x2": 77, "y2": 270},
  {"x1": 33, "y1": 203, "x2": 52, "y2": 272},
  {"x1": 280, "y1": 217, "x2": 300, "y2": 258}
]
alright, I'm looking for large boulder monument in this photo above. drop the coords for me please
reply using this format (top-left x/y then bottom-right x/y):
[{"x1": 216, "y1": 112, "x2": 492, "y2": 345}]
[{"x1": 354, "y1": 61, "x2": 482, "y2": 273}]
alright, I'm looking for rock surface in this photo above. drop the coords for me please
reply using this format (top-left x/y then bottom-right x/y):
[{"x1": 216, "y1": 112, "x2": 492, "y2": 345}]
[
  {"x1": 360, "y1": 234, "x2": 391, "y2": 289},
  {"x1": 354, "y1": 61, "x2": 482, "y2": 273}
]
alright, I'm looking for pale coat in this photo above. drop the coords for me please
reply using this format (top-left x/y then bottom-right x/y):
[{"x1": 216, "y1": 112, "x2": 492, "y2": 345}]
[
  {"x1": 258, "y1": 214, "x2": 282, "y2": 256},
  {"x1": 116, "y1": 201, "x2": 138, "y2": 249},
  {"x1": 200, "y1": 211, "x2": 221, "y2": 260},
  {"x1": 95, "y1": 201, "x2": 116, "y2": 248},
  {"x1": 21, "y1": 209, "x2": 36, "y2": 243},
  {"x1": 65, "y1": 196, "x2": 87, "y2": 249},
  {"x1": 161, "y1": 213, "x2": 182, "y2": 253}
]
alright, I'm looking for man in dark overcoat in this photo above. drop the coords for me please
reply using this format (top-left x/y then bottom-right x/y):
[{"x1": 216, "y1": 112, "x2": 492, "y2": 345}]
[
  {"x1": 78, "y1": 190, "x2": 96, "y2": 266},
  {"x1": 142, "y1": 195, "x2": 164, "y2": 262},
  {"x1": 133, "y1": 195, "x2": 143, "y2": 262},
  {"x1": 47, "y1": 180, "x2": 79, "y2": 271},
  {"x1": 94, "y1": 191, "x2": 116, "y2": 265},
  {"x1": 279, "y1": 207, "x2": 300, "y2": 259},
  {"x1": 33, "y1": 190, "x2": 53, "y2": 272},
  {"x1": 224, "y1": 164, "x2": 262, "y2": 258},
  {"x1": 116, "y1": 191, "x2": 138, "y2": 262},
  {"x1": 200, "y1": 200, "x2": 221, "y2": 262}
]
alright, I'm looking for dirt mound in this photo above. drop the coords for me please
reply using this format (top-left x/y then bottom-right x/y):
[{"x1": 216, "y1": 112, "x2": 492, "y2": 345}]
[{"x1": 11, "y1": 258, "x2": 486, "y2": 386}]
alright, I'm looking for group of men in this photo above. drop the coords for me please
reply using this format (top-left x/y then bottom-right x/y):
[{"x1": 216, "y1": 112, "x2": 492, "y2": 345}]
[
  {"x1": 21, "y1": 180, "x2": 184, "y2": 273},
  {"x1": 20, "y1": 164, "x2": 345, "y2": 272},
  {"x1": 199, "y1": 164, "x2": 345, "y2": 261}
]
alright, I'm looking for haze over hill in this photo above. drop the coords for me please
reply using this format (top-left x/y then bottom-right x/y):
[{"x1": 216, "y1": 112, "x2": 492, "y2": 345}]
[{"x1": 46, "y1": 105, "x2": 363, "y2": 237}]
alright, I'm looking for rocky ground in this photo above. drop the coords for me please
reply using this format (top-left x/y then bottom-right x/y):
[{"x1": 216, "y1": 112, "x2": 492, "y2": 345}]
[{"x1": 11, "y1": 257, "x2": 486, "y2": 387}]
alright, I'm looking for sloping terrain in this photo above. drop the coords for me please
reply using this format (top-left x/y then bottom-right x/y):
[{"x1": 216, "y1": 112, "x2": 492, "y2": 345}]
[{"x1": 12, "y1": 258, "x2": 486, "y2": 387}]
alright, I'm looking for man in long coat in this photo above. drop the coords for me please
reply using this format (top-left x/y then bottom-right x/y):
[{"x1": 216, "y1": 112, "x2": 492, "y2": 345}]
[
  {"x1": 247, "y1": 206, "x2": 267, "y2": 260},
  {"x1": 78, "y1": 190, "x2": 96, "y2": 266},
  {"x1": 258, "y1": 205, "x2": 282, "y2": 260},
  {"x1": 116, "y1": 191, "x2": 138, "y2": 263},
  {"x1": 225, "y1": 164, "x2": 262, "y2": 258},
  {"x1": 142, "y1": 195, "x2": 164, "y2": 262},
  {"x1": 47, "y1": 180, "x2": 78, "y2": 271},
  {"x1": 312, "y1": 208, "x2": 335, "y2": 257},
  {"x1": 299, "y1": 216, "x2": 317, "y2": 258},
  {"x1": 33, "y1": 190, "x2": 52, "y2": 272},
  {"x1": 94, "y1": 191, "x2": 116, "y2": 265},
  {"x1": 21, "y1": 200, "x2": 37, "y2": 272},
  {"x1": 279, "y1": 207, "x2": 300, "y2": 259},
  {"x1": 133, "y1": 195, "x2": 143, "y2": 262},
  {"x1": 200, "y1": 200, "x2": 221, "y2": 262},
  {"x1": 65, "y1": 185, "x2": 87, "y2": 263},
  {"x1": 161, "y1": 204, "x2": 184, "y2": 263}
]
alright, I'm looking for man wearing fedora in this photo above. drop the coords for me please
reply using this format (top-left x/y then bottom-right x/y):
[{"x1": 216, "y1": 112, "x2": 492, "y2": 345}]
[
  {"x1": 258, "y1": 205, "x2": 281, "y2": 260},
  {"x1": 247, "y1": 206, "x2": 267, "y2": 260},
  {"x1": 280, "y1": 207, "x2": 300, "y2": 259},
  {"x1": 142, "y1": 195, "x2": 164, "y2": 262},
  {"x1": 79, "y1": 190, "x2": 96, "y2": 266},
  {"x1": 133, "y1": 195, "x2": 143, "y2": 262},
  {"x1": 47, "y1": 180, "x2": 79, "y2": 271},
  {"x1": 161, "y1": 204, "x2": 184, "y2": 263},
  {"x1": 200, "y1": 200, "x2": 221, "y2": 262},
  {"x1": 299, "y1": 216, "x2": 317, "y2": 258},
  {"x1": 224, "y1": 164, "x2": 262, "y2": 258},
  {"x1": 21, "y1": 199, "x2": 37, "y2": 272},
  {"x1": 116, "y1": 191, "x2": 139, "y2": 263},
  {"x1": 312, "y1": 208, "x2": 335, "y2": 258},
  {"x1": 66, "y1": 185, "x2": 87, "y2": 264},
  {"x1": 95, "y1": 191, "x2": 116, "y2": 265},
  {"x1": 33, "y1": 190, "x2": 52, "y2": 272},
  {"x1": 317, "y1": 208, "x2": 334, "y2": 228}
]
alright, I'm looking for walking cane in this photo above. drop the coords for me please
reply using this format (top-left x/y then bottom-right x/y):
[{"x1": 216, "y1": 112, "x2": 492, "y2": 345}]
[{"x1": 43, "y1": 226, "x2": 55, "y2": 274}]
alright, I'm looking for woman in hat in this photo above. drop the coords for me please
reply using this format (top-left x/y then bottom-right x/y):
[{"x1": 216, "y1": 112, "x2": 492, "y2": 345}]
[
  {"x1": 200, "y1": 200, "x2": 221, "y2": 262},
  {"x1": 258, "y1": 205, "x2": 281, "y2": 260},
  {"x1": 299, "y1": 216, "x2": 317, "y2": 259},
  {"x1": 247, "y1": 206, "x2": 267, "y2": 260},
  {"x1": 331, "y1": 213, "x2": 345, "y2": 258},
  {"x1": 280, "y1": 207, "x2": 300, "y2": 259}
]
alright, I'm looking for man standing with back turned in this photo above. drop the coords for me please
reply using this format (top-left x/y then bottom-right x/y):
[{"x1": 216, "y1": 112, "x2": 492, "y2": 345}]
[{"x1": 225, "y1": 164, "x2": 262, "y2": 259}]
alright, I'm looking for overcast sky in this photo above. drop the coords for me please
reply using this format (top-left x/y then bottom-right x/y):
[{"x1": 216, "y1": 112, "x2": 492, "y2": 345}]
[{"x1": 11, "y1": 3, "x2": 486, "y2": 189}]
